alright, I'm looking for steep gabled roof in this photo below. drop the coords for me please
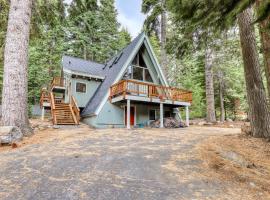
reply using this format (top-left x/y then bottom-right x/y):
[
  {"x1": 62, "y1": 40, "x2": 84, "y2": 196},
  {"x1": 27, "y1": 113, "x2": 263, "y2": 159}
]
[
  {"x1": 81, "y1": 33, "x2": 145, "y2": 117},
  {"x1": 62, "y1": 55, "x2": 104, "y2": 78}
]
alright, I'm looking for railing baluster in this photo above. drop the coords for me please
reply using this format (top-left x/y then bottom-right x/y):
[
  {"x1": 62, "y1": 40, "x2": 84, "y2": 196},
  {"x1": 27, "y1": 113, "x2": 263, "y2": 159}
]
[{"x1": 109, "y1": 80, "x2": 192, "y2": 103}]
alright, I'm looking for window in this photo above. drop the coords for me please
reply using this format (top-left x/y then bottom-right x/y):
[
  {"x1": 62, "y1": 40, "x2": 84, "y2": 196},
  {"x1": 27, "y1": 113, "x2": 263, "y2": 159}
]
[
  {"x1": 131, "y1": 66, "x2": 153, "y2": 83},
  {"x1": 130, "y1": 51, "x2": 153, "y2": 83},
  {"x1": 76, "y1": 82, "x2": 86, "y2": 93},
  {"x1": 149, "y1": 110, "x2": 156, "y2": 120},
  {"x1": 145, "y1": 69, "x2": 153, "y2": 82},
  {"x1": 133, "y1": 66, "x2": 144, "y2": 81}
]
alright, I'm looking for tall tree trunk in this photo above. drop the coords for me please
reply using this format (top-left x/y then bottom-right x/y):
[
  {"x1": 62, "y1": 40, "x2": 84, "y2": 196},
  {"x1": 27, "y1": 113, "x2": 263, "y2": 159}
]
[
  {"x1": 256, "y1": 0, "x2": 270, "y2": 99},
  {"x1": 2, "y1": 0, "x2": 32, "y2": 134},
  {"x1": 205, "y1": 46, "x2": 216, "y2": 122},
  {"x1": 238, "y1": 8, "x2": 270, "y2": 138},
  {"x1": 160, "y1": 0, "x2": 168, "y2": 79},
  {"x1": 218, "y1": 71, "x2": 225, "y2": 122}
]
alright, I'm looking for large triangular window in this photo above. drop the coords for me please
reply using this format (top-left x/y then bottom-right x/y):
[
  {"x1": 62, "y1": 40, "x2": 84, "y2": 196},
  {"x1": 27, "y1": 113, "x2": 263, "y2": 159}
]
[{"x1": 123, "y1": 45, "x2": 154, "y2": 83}]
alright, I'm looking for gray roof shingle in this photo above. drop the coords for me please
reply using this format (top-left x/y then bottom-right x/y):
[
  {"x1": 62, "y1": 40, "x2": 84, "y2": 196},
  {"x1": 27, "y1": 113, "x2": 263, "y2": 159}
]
[
  {"x1": 62, "y1": 55, "x2": 104, "y2": 78},
  {"x1": 81, "y1": 32, "x2": 145, "y2": 117}
]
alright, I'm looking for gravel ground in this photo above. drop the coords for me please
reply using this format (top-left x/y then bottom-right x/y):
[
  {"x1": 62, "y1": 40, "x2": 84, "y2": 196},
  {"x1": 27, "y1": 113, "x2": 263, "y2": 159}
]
[{"x1": 0, "y1": 125, "x2": 265, "y2": 200}]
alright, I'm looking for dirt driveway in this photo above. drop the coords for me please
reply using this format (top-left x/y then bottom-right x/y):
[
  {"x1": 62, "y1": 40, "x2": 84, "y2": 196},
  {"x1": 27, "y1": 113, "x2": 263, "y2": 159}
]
[{"x1": 0, "y1": 125, "x2": 267, "y2": 200}]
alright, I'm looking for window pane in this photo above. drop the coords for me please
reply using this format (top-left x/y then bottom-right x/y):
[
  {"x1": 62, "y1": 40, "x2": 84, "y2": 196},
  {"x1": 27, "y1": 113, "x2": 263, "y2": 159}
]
[
  {"x1": 76, "y1": 82, "x2": 86, "y2": 93},
  {"x1": 145, "y1": 69, "x2": 153, "y2": 82},
  {"x1": 139, "y1": 53, "x2": 147, "y2": 68},
  {"x1": 149, "y1": 110, "x2": 156, "y2": 120},
  {"x1": 133, "y1": 66, "x2": 143, "y2": 80}
]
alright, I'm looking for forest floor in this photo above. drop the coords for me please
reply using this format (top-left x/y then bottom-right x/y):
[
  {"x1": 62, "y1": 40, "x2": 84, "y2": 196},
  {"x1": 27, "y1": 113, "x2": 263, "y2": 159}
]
[{"x1": 0, "y1": 119, "x2": 269, "y2": 200}]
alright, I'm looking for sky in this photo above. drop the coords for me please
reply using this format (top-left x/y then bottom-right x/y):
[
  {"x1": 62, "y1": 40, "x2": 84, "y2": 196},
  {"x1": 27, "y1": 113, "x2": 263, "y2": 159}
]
[
  {"x1": 64, "y1": 0, "x2": 146, "y2": 39},
  {"x1": 115, "y1": 0, "x2": 146, "y2": 38}
]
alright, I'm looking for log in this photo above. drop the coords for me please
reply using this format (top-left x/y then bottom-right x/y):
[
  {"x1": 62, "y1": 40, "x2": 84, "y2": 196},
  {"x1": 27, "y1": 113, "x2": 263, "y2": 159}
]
[{"x1": 150, "y1": 117, "x2": 186, "y2": 128}]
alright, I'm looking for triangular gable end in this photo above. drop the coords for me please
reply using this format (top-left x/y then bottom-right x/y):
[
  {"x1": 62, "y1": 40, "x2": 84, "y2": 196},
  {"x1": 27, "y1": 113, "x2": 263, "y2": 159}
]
[
  {"x1": 122, "y1": 42, "x2": 166, "y2": 86},
  {"x1": 94, "y1": 33, "x2": 168, "y2": 115}
]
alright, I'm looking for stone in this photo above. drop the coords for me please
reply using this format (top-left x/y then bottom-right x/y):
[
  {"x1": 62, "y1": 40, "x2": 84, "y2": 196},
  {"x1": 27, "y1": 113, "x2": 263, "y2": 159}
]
[
  {"x1": 241, "y1": 123, "x2": 251, "y2": 135},
  {"x1": 249, "y1": 182, "x2": 256, "y2": 187},
  {"x1": 204, "y1": 122, "x2": 213, "y2": 126},
  {"x1": 0, "y1": 126, "x2": 23, "y2": 144},
  {"x1": 198, "y1": 121, "x2": 206, "y2": 126}
]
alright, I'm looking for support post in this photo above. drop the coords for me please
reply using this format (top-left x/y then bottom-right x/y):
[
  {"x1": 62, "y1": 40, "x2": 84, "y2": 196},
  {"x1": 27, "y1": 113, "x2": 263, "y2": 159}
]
[
  {"x1": 185, "y1": 106, "x2": 189, "y2": 127},
  {"x1": 41, "y1": 106, "x2": 45, "y2": 121},
  {"x1": 160, "y1": 103, "x2": 164, "y2": 128},
  {"x1": 127, "y1": 99, "x2": 131, "y2": 129}
]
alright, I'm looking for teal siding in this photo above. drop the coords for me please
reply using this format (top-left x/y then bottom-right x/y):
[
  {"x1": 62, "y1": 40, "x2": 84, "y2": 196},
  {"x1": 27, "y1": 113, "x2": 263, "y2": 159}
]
[
  {"x1": 83, "y1": 101, "x2": 125, "y2": 128},
  {"x1": 67, "y1": 77, "x2": 100, "y2": 107},
  {"x1": 83, "y1": 101, "x2": 173, "y2": 128}
]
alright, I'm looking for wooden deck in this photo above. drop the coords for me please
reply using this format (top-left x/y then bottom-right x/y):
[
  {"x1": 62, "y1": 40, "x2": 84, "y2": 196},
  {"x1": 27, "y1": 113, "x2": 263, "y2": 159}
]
[
  {"x1": 110, "y1": 80, "x2": 192, "y2": 104},
  {"x1": 51, "y1": 77, "x2": 65, "y2": 92}
]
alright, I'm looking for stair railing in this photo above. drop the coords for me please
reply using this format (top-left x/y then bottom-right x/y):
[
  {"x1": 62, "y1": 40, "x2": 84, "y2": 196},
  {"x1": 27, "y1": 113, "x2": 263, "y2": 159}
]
[
  {"x1": 40, "y1": 89, "x2": 50, "y2": 108},
  {"x1": 70, "y1": 96, "x2": 80, "y2": 125},
  {"x1": 50, "y1": 92, "x2": 57, "y2": 125}
]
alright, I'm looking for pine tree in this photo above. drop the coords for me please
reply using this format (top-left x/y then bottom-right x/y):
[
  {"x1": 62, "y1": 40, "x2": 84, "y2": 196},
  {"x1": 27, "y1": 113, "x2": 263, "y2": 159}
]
[
  {"x1": 238, "y1": 8, "x2": 270, "y2": 137},
  {"x1": 67, "y1": 0, "x2": 130, "y2": 63},
  {"x1": 256, "y1": 0, "x2": 270, "y2": 98},
  {"x1": 0, "y1": 0, "x2": 9, "y2": 102},
  {"x1": 2, "y1": 0, "x2": 33, "y2": 134},
  {"x1": 167, "y1": 0, "x2": 270, "y2": 138},
  {"x1": 142, "y1": 0, "x2": 168, "y2": 78}
]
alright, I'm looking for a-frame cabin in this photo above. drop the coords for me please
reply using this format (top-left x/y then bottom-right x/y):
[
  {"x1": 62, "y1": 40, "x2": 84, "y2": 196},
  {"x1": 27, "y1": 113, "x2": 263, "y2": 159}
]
[{"x1": 40, "y1": 33, "x2": 192, "y2": 128}]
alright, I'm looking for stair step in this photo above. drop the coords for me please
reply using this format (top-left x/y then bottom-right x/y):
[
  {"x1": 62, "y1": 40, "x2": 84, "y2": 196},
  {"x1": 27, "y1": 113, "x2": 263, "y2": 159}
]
[
  {"x1": 54, "y1": 122, "x2": 75, "y2": 125},
  {"x1": 50, "y1": 96, "x2": 79, "y2": 125}
]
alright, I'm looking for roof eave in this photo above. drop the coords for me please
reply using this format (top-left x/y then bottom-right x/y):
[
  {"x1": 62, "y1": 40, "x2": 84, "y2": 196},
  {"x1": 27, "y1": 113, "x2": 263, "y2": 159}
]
[{"x1": 63, "y1": 68, "x2": 105, "y2": 80}]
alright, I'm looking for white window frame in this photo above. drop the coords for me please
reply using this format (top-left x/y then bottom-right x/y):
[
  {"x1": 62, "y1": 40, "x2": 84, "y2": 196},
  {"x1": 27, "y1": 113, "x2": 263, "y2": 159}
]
[{"x1": 131, "y1": 65, "x2": 153, "y2": 83}]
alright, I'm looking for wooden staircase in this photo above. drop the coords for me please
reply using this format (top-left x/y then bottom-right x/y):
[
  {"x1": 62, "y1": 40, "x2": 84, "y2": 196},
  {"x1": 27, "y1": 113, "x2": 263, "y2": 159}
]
[
  {"x1": 54, "y1": 103, "x2": 77, "y2": 125},
  {"x1": 40, "y1": 89, "x2": 80, "y2": 125},
  {"x1": 50, "y1": 93, "x2": 80, "y2": 125}
]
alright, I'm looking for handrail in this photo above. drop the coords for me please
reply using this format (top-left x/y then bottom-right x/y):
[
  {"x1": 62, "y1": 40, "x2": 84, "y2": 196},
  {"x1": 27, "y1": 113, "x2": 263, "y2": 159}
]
[
  {"x1": 110, "y1": 79, "x2": 192, "y2": 103},
  {"x1": 50, "y1": 92, "x2": 56, "y2": 125},
  {"x1": 40, "y1": 89, "x2": 51, "y2": 108},
  {"x1": 70, "y1": 96, "x2": 80, "y2": 125}
]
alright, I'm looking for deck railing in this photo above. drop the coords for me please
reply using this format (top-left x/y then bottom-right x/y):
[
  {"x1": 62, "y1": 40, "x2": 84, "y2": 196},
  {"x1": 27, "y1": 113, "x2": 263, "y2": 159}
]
[
  {"x1": 40, "y1": 89, "x2": 50, "y2": 108},
  {"x1": 110, "y1": 79, "x2": 192, "y2": 103},
  {"x1": 50, "y1": 92, "x2": 57, "y2": 125},
  {"x1": 51, "y1": 77, "x2": 65, "y2": 89}
]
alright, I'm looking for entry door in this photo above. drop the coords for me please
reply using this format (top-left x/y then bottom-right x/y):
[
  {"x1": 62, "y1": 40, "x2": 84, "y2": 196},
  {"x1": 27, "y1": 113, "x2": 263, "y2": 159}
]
[{"x1": 125, "y1": 106, "x2": 135, "y2": 126}]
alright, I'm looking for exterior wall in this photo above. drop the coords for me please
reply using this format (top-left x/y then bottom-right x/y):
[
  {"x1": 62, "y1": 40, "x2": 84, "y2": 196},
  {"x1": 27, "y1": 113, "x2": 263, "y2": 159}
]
[
  {"x1": 83, "y1": 100, "x2": 125, "y2": 128},
  {"x1": 64, "y1": 73, "x2": 101, "y2": 108},
  {"x1": 83, "y1": 100, "x2": 174, "y2": 128}
]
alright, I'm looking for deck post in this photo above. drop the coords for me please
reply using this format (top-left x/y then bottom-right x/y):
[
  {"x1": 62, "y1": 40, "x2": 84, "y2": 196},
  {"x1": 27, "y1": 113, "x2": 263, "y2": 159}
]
[
  {"x1": 160, "y1": 103, "x2": 164, "y2": 128},
  {"x1": 41, "y1": 106, "x2": 45, "y2": 121},
  {"x1": 127, "y1": 99, "x2": 131, "y2": 129},
  {"x1": 185, "y1": 106, "x2": 189, "y2": 127}
]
